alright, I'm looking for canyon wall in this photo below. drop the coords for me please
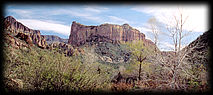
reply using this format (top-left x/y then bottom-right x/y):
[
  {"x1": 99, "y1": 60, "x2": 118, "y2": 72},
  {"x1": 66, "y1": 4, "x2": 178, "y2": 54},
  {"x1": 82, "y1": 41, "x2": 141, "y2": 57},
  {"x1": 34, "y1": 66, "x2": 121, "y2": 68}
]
[{"x1": 68, "y1": 21, "x2": 154, "y2": 46}]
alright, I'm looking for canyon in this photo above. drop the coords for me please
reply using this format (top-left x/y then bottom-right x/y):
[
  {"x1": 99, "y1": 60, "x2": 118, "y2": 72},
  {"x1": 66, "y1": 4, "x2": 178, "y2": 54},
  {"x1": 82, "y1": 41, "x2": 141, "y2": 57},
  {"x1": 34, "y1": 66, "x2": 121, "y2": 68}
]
[{"x1": 3, "y1": 16, "x2": 210, "y2": 92}]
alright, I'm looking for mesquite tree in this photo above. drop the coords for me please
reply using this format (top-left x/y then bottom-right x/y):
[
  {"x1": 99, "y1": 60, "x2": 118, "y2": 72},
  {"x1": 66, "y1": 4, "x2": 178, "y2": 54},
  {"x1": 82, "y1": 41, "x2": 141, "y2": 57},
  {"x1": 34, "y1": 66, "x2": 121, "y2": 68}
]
[
  {"x1": 137, "y1": 53, "x2": 146, "y2": 80},
  {"x1": 125, "y1": 41, "x2": 149, "y2": 80}
]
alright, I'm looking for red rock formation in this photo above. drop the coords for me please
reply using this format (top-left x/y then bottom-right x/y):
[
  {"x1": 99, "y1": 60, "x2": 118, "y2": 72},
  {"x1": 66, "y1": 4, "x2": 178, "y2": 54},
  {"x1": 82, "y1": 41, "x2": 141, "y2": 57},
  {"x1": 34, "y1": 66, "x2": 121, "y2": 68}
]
[
  {"x1": 15, "y1": 33, "x2": 33, "y2": 46},
  {"x1": 4, "y1": 16, "x2": 47, "y2": 48},
  {"x1": 68, "y1": 21, "x2": 154, "y2": 46}
]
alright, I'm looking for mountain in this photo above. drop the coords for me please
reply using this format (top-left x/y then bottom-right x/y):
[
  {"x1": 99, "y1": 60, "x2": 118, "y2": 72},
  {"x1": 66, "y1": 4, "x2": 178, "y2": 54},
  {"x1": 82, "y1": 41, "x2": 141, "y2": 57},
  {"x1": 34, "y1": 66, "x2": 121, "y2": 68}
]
[
  {"x1": 4, "y1": 16, "x2": 47, "y2": 48},
  {"x1": 43, "y1": 35, "x2": 68, "y2": 44},
  {"x1": 68, "y1": 21, "x2": 155, "y2": 47}
]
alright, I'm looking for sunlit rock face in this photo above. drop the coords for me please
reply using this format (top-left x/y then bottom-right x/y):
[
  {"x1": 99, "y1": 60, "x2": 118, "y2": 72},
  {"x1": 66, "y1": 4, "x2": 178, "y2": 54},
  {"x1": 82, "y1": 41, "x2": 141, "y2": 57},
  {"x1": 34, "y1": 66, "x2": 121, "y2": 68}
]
[
  {"x1": 4, "y1": 16, "x2": 47, "y2": 48},
  {"x1": 68, "y1": 21, "x2": 155, "y2": 46}
]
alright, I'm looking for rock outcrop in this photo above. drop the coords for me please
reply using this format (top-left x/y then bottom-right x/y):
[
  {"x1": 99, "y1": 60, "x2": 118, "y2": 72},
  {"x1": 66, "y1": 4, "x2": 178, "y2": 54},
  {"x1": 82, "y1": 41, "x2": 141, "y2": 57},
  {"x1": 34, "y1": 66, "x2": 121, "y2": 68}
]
[
  {"x1": 4, "y1": 16, "x2": 47, "y2": 48},
  {"x1": 4, "y1": 33, "x2": 30, "y2": 49},
  {"x1": 47, "y1": 42, "x2": 77, "y2": 56},
  {"x1": 15, "y1": 33, "x2": 33, "y2": 46},
  {"x1": 68, "y1": 21, "x2": 155, "y2": 46}
]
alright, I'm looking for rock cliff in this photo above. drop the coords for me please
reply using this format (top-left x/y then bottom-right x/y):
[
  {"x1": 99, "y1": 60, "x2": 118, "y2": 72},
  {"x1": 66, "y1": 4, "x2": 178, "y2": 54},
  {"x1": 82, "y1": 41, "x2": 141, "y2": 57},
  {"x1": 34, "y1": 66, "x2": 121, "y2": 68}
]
[
  {"x1": 68, "y1": 21, "x2": 154, "y2": 46},
  {"x1": 4, "y1": 16, "x2": 47, "y2": 48}
]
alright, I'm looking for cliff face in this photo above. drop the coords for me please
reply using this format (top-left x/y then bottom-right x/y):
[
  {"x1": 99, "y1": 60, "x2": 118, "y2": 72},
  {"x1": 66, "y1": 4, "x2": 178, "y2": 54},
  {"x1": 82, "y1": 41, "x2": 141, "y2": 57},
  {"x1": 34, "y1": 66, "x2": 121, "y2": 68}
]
[
  {"x1": 68, "y1": 21, "x2": 154, "y2": 46},
  {"x1": 4, "y1": 16, "x2": 47, "y2": 48},
  {"x1": 43, "y1": 35, "x2": 68, "y2": 44}
]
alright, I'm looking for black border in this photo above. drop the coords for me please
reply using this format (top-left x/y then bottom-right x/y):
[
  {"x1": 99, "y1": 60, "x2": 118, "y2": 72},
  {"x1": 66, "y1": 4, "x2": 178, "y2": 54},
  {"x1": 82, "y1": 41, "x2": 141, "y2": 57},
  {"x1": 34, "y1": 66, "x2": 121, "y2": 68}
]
[{"x1": 0, "y1": 0, "x2": 212, "y2": 95}]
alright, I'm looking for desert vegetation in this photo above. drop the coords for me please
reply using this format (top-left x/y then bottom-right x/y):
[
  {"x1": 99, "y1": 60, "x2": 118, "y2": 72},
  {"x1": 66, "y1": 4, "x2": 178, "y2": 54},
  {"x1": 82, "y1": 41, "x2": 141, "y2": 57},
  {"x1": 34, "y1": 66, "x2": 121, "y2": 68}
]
[{"x1": 3, "y1": 33, "x2": 112, "y2": 92}]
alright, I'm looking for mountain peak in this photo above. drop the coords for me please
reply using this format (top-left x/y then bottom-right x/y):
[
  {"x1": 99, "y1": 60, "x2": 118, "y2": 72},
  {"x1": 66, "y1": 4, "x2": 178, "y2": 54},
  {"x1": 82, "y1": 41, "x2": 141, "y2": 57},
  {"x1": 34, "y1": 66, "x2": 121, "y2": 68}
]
[
  {"x1": 4, "y1": 16, "x2": 47, "y2": 49},
  {"x1": 5, "y1": 16, "x2": 17, "y2": 23}
]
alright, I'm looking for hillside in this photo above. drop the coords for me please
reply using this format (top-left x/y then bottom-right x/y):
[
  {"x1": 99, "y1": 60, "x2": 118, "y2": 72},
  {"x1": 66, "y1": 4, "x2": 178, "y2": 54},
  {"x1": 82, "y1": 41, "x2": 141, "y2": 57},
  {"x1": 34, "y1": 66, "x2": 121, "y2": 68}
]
[
  {"x1": 3, "y1": 30, "x2": 113, "y2": 91},
  {"x1": 183, "y1": 30, "x2": 211, "y2": 66}
]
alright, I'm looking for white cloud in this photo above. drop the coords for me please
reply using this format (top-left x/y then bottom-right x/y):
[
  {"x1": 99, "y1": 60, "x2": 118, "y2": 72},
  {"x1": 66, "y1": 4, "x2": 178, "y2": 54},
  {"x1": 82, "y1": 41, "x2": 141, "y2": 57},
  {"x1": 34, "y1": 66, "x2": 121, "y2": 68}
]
[
  {"x1": 83, "y1": 5, "x2": 109, "y2": 12},
  {"x1": 8, "y1": 9, "x2": 33, "y2": 18},
  {"x1": 84, "y1": 7, "x2": 102, "y2": 13},
  {"x1": 131, "y1": 5, "x2": 209, "y2": 32},
  {"x1": 105, "y1": 16, "x2": 129, "y2": 25},
  {"x1": 17, "y1": 19, "x2": 70, "y2": 35},
  {"x1": 159, "y1": 42, "x2": 174, "y2": 51},
  {"x1": 51, "y1": 9, "x2": 103, "y2": 23},
  {"x1": 69, "y1": 11, "x2": 91, "y2": 17},
  {"x1": 135, "y1": 26, "x2": 152, "y2": 33},
  {"x1": 9, "y1": 9, "x2": 31, "y2": 14}
]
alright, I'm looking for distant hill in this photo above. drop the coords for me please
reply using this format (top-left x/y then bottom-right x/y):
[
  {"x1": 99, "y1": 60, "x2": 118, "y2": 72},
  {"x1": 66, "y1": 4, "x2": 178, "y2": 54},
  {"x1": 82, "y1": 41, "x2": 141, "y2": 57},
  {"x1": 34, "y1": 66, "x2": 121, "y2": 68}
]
[{"x1": 43, "y1": 35, "x2": 68, "y2": 44}]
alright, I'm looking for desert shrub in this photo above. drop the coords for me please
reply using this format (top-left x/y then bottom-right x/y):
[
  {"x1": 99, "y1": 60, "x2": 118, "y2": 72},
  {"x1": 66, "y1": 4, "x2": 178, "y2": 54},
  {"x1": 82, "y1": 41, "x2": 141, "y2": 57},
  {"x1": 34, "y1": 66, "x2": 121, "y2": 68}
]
[
  {"x1": 3, "y1": 43, "x2": 113, "y2": 92},
  {"x1": 70, "y1": 62, "x2": 112, "y2": 91}
]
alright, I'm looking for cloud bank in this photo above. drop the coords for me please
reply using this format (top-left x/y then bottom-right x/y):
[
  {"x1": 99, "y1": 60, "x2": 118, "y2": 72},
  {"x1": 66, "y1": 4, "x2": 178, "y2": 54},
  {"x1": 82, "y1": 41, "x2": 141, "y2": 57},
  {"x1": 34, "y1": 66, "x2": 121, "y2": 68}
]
[
  {"x1": 17, "y1": 19, "x2": 70, "y2": 36},
  {"x1": 131, "y1": 5, "x2": 209, "y2": 32}
]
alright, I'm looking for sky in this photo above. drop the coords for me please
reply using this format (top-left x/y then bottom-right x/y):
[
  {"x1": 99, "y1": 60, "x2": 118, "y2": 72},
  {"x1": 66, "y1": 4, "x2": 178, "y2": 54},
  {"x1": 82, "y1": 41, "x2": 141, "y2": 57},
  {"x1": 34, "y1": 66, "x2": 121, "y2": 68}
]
[{"x1": 4, "y1": 3, "x2": 209, "y2": 51}]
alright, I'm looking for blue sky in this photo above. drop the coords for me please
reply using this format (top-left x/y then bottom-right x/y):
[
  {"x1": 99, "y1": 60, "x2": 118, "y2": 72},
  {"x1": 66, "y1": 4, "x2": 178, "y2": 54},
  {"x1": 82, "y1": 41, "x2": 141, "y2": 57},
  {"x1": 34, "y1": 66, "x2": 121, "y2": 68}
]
[{"x1": 4, "y1": 3, "x2": 209, "y2": 51}]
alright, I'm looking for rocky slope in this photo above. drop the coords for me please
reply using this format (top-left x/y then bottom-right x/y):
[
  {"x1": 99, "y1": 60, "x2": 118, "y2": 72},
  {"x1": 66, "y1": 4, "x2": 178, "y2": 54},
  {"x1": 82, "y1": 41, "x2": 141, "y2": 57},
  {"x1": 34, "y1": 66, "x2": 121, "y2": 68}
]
[
  {"x1": 46, "y1": 42, "x2": 77, "y2": 57},
  {"x1": 68, "y1": 21, "x2": 155, "y2": 47},
  {"x1": 85, "y1": 35, "x2": 132, "y2": 64},
  {"x1": 183, "y1": 30, "x2": 211, "y2": 66},
  {"x1": 4, "y1": 16, "x2": 47, "y2": 48},
  {"x1": 43, "y1": 35, "x2": 68, "y2": 44}
]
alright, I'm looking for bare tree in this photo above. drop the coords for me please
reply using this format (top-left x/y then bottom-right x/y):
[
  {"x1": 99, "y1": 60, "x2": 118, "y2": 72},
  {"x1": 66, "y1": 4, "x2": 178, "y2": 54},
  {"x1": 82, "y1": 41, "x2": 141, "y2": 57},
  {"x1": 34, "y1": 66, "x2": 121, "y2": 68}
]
[
  {"x1": 164, "y1": 8, "x2": 193, "y2": 90},
  {"x1": 166, "y1": 21, "x2": 179, "y2": 53},
  {"x1": 149, "y1": 7, "x2": 195, "y2": 90},
  {"x1": 165, "y1": 7, "x2": 190, "y2": 54},
  {"x1": 147, "y1": 17, "x2": 161, "y2": 52}
]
